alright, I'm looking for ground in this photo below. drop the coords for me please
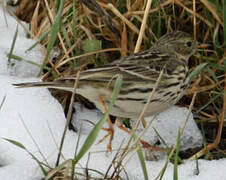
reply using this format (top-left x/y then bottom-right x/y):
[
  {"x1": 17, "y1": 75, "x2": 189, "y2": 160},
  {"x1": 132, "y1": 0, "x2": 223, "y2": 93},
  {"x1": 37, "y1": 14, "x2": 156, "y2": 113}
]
[{"x1": 0, "y1": 5, "x2": 225, "y2": 180}]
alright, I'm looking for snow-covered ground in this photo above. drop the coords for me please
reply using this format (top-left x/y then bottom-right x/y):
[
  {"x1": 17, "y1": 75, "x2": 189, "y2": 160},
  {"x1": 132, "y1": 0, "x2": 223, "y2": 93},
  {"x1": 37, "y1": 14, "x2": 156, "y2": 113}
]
[{"x1": 0, "y1": 5, "x2": 225, "y2": 180}]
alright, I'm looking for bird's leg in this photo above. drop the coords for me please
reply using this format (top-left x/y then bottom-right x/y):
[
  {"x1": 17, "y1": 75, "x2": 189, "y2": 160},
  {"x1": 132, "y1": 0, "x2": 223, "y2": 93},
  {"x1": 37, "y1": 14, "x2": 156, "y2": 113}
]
[
  {"x1": 141, "y1": 117, "x2": 147, "y2": 128},
  {"x1": 116, "y1": 118, "x2": 167, "y2": 152},
  {"x1": 98, "y1": 96, "x2": 114, "y2": 152}
]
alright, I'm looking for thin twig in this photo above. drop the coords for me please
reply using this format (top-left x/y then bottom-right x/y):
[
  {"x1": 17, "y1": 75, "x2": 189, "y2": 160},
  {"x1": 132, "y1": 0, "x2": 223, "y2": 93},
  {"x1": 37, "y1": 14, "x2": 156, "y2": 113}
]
[
  {"x1": 189, "y1": 76, "x2": 226, "y2": 160},
  {"x1": 79, "y1": 0, "x2": 121, "y2": 39},
  {"x1": 116, "y1": 68, "x2": 165, "y2": 171},
  {"x1": 19, "y1": 114, "x2": 49, "y2": 166},
  {"x1": 199, "y1": 0, "x2": 223, "y2": 26},
  {"x1": 193, "y1": 0, "x2": 196, "y2": 39},
  {"x1": 103, "y1": 3, "x2": 142, "y2": 36},
  {"x1": 56, "y1": 48, "x2": 120, "y2": 68},
  {"x1": 135, "y1": 68, "x2": 164, "y2": 130},
  {"x1": 105, "y1": 139, "x2": 125, "y2": 179},
  {"x1": 175, "y1": 0, "x2": 213, "y2": 27},
  {"x1": 55, "y1": 71, "x2": 81, "y2": 166},
  {"x1": 155, "y1": 92, "x2": 197, "y2": 179},
  {"x1": 134, "y1": 0, "x2": 152, "y2": 53}
]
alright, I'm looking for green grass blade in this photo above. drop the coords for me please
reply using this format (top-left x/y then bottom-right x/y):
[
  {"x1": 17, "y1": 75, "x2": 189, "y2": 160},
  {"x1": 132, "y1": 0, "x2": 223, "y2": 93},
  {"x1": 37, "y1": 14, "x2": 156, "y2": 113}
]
[
  {"x1": 159, "y1": 167, "x2": 167, "y2": 180},
  {"x1": 157, "y1": 10, "x2": 161, "y2": 38},
  {"x1": 61, "y1": 25, "x2": 73, "y2": 54},
  {"x1": 3, "y1": 138, "x2": 26, "y2": 149},
  {"x1": 27, "y1": 150, "x2": 48, "y2": 175},
  {"x1": 195, "y1": 155, "x2": 200, "y2": 175},
  {"x1": 153, "y1": 128, "x2": 169, "y2": 148},
  {"x1": 7, "y1": 53, "x2": 42, "y2": 67},
  {"x1": 82, "y1": 39, "x2": 102, "y2": 52},
  {"x1": 173, "y1": 130, "x2": 181, "y2": 180},
  {"x1": 40, "y1": 0, "x2": 65, "y2": 74},
  {"x1": 223, "y1": 0, "x2": 226, "y2": 44},
  {"x1": 206, "y1": 66, "x2": 220, "y2": 85},
  {"x1": 196, "y1": 92, "x2": 222, "y2": 114},
  {"x1": 8, "y1": 25, "x2": 18, "y2": 65},
  {"x1": 3, "y1": 138, "x2": 48, "y2": 175},
  {"x1": 137, "y1": 146, "x2": 148, "y2": 180},
  {"x1": 26, "y1": 30, "x2": 50, "y2": 52},
  {"x1": 189, "y1": 63, "x2": 208, "y2": 79},
  {"x1": 72, "y1": 0, "x2": 77, "y2": 44},
  {"x1": 61, "y1": 24, "x2": 75, "y2": 66},
  {"x1": 46, "y1": 0, "x2": 65, "y2": 52},
  {"x1": 132, "y1": 130, "x2": 148, "y2": 180},
  {"x1": 74, "y1": 75, "x2": 122, "y2": 164},
  {"x1": 0, "y1": 95, "x2": 6, "y2": 110}
]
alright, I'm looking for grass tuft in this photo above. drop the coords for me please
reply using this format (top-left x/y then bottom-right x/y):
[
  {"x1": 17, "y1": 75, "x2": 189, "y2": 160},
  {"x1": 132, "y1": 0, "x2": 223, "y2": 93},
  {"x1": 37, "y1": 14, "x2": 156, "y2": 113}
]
[{"x1": 9, "y1": 0, "x2": 226, "y2": 178}]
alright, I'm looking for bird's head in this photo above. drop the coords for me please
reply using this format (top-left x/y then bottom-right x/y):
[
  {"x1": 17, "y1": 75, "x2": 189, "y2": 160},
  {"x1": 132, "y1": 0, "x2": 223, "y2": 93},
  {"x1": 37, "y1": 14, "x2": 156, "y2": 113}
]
[{"x1": 153, "y1": 31, "x2": 198, "y2": 61}]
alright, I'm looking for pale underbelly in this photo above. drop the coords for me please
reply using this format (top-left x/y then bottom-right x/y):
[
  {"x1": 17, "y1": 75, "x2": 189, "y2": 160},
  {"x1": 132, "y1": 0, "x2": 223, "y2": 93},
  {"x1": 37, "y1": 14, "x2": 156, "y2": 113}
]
[{"x1": 76, "y1": 84, "x2": 187, "y2": 118}]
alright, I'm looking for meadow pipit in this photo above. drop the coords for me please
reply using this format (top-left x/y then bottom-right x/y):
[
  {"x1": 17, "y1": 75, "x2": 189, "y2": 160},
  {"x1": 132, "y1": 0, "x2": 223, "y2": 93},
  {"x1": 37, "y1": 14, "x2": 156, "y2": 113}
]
[{"x1": 15, "y1": 31, "x2": 198, "y2": 119}]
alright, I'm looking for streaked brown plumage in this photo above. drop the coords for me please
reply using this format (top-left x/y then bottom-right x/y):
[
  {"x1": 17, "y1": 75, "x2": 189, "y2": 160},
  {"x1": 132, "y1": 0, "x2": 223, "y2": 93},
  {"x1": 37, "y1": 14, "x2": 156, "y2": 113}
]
[{"x1": 14, "y1": 31, "x2": 198, "y2": 118}]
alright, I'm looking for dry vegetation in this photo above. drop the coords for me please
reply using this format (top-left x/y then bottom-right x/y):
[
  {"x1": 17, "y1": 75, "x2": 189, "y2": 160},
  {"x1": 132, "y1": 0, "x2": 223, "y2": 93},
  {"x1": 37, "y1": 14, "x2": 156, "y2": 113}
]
[{"x1": 8, "y1": 0, "x2": 226, "y2": 179}]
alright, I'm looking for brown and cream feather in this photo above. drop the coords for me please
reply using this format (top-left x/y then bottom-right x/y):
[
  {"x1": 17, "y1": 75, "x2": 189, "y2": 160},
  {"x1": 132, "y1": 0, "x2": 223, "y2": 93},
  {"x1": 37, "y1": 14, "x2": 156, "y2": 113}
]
[{"x1": 14, "y1": 31, "x2": 198, "y2": 118}]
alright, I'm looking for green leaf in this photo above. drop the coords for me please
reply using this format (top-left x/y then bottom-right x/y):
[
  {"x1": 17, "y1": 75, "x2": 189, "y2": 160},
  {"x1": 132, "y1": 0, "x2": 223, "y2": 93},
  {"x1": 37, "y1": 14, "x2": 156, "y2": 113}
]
[
  {"x1": 82, "y1": 39, "x2": 102, "y2": 52},
  {"x1": 173, "y1": 130, "x2": 181, "y2": 180},
  {"x1": 26, "y1": 30, "x2": 50, "y2": 52},
  {"x1": 153, "y1": 128, "x2": 169, "y2": 148},
  {"x1": 8, "y1": 25, "x2": 18, "y2": 65},
  {"x1": 196, "y1": 92, "x2": 222, "y2": 114},
  {"x1": 72, "y1": 0, "x2": 77, "y2": 41},
  {"x1": 0, "y1": 95, "x2": 6, "y2": 110},
  {"x1": 132, "y1": 130, "x2": 148, "y2": 180},
  {"x1": 195, "y1": 155, "x2": 200, "y2": 175},
  {"x1": 159, "y1": 162, "x2": 168, "y2": 180},
  {"x1": 189, "y1": 63, "x2": 208, "y2": 79},
  {"x1": 7, "y1": 53, "x2": 42, "y2": 68},
  {"x1": 39, "y1": 0, "x2": 65, "y2": 75},
  {"x1": 206, "y1": 67, "x2": 220, "y2": 85},
  {"x1": 223, "y1": 0, "x2": 226, "y2": 44},
  {"x1": 3, "y1": 138, "x2": 26, "y2": 149},
  {"x1": 3, "y1": 138, "x2": 48, "y2": 175}
]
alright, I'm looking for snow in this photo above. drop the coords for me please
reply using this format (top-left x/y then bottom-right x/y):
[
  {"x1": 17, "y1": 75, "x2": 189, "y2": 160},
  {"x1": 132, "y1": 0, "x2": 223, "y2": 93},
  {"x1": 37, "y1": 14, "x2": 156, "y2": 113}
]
[
  {"x1": 0, "y1": 6, "x2": 43, "y2": 77},
  {"x1": 129, "y1": 106, "x2": 203, "y2": 151},
  {"x1": 0, "y1": 4, "x2": 225, "y2": 180}
]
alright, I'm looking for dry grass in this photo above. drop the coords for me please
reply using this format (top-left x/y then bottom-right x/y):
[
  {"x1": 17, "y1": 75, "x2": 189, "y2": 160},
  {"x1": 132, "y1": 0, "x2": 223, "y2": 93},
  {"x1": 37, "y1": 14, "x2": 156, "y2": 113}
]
[{"x1": 10, "y1": 0, "x2": 226, "y2": 179}]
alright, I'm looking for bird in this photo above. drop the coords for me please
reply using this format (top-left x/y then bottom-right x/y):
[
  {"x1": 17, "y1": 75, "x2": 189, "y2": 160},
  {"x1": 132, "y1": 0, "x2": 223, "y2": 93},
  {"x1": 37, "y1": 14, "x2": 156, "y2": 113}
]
[
  {"x1": 14, "y1": 31, "x2": 199, "y2": 151},
  {"x1": 14, "y1": 31, "x2": 198, "y2": 119}
]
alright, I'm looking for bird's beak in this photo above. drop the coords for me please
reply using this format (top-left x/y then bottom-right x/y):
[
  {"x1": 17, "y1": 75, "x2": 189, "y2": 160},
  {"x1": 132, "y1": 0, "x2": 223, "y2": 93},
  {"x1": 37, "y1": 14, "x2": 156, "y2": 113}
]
[{"x1": 197, "y1": 42, "x2": 212, "y2": 49}]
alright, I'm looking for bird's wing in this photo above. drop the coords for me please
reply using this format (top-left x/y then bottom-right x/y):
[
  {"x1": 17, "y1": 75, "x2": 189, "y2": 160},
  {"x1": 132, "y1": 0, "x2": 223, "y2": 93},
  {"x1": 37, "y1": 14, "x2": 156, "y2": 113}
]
[
  {"x1": 59, "y1": 51, "x2": 179, "y2": 85},
  {"x1": 14, "y1": 52, "x2": 180, "y2": 91}
]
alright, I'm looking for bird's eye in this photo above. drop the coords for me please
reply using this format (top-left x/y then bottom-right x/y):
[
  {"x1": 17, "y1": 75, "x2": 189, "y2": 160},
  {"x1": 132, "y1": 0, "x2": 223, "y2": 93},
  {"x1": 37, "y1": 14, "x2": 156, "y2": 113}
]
[{"x1": 186, "y1": 41, "x2": 192, "y2": 47}]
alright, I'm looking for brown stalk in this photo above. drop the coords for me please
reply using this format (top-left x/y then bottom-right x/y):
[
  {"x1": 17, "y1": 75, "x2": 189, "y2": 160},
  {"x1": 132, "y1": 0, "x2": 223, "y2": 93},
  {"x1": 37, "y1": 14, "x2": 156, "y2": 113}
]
[
  {"x1": 55, "y1": 71, "x2": 81, "y2": 167},
  {"x1": 199, "y1": 0, "x2": 223, "y2": 26},
  {"x1": 134, "y1": 0, "x2": 153, "y2": 53},
  {"x1": 79, "y1": 0, "x2": 121, "y2": 39},
  {"x1": 175, "y1": 0, "x2": 213, "y2": 27},
  {"x1": 189, "y1": 76, "x2": 226, "y2": 160},
  {"x1": 43, "y1": 0, "x2": 67, "y2": 76},
  {"x1": 155, "y1": 92, "x2": 197, "y2": 179},
  {"x1": 116, "y1": 68, "x2": 165, "y2": 175},
  {"x1": 31, "y1": 1, "x2": 40, "y2": 35},
  {"x1": 193, "y1": 0, "x2": 196, "y2": 39},
  {"x1": 100, "y1": 3, "x2": 142, "y2": 36},
  {"x1": 56, "y1": 47, "x2": 121, "y2": 68},
  {"x1": 15, "y1": 0, "x2": 30, "y2": 16}
]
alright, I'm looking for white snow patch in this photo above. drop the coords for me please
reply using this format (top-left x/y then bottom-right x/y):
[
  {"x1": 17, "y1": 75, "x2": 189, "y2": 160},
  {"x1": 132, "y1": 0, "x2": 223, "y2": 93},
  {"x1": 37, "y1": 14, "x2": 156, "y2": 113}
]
[
  {"x1": 0, "y1": 5, "x2": 44, "y2": 77},
  {"x1": 140, "y1": 106, "x2": 203, "y2": 151},
  {"x1": 0, "y1": 5, "x2": 225, "y2": 180}
]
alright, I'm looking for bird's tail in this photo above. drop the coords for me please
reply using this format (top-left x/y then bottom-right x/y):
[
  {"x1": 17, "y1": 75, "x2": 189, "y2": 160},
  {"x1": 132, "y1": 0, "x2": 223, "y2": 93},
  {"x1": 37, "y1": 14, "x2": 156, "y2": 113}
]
[{"x1": 13, "y1": 81, "x2": 74, "y2": 92}]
